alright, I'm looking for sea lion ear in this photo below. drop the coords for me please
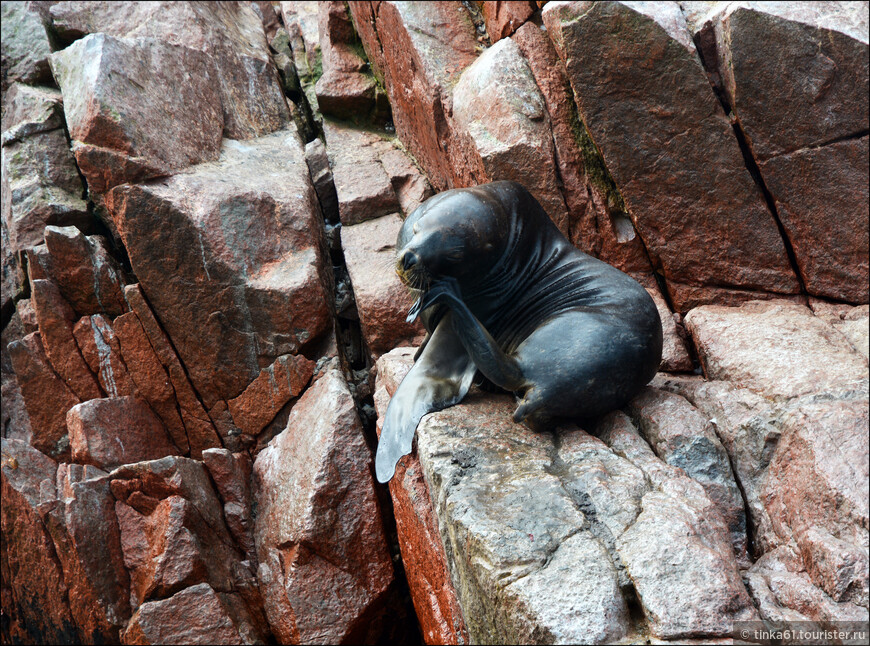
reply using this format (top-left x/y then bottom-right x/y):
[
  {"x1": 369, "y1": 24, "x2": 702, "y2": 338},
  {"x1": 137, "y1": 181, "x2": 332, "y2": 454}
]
[{"x1": 375, "y1": 313, "x2": 475, "y2": 483}]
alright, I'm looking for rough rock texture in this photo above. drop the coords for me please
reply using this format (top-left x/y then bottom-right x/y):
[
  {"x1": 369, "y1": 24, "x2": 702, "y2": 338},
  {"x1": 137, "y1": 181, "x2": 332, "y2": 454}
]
[
  {"x1": 647, "y1": 286, "x2": 693, "y2": 372},
  {"x1": 341, "y1": 214, "x2": 426, "y2": 358},
  {"x1": 376, "y1": 349, "x2": 757, "y2": 642},
  {"x1": 543, "y1": 1, "x2": 800, "y2": 309},
  {"x1": 1, "y1": 84, "x2": 64, "y2": 146},
  {"x1": 280, "y1": 1, "x2": 321, "y2": 80},
  {"x1": 107, "y1": 130, "x2": 332, "y2": 408},
  {"x1": 254, "y1": 364, "x2": 394, "y2": 644},
  {"x1": 1, "y1": 1, "x2": 54, "y2": 92},
  {"x1": 480, "y1": 1, "x2": 536, "y2": 41}
]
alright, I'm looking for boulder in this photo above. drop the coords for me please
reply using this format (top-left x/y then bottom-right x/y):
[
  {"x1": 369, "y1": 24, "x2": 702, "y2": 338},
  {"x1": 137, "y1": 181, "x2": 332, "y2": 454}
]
[
  {"x1": 67, "y1": 396, "x2": 179, "y2": 470},
  {"x1": 48, "y1": 1, "x2": 290, "y2": 140},
  {"x1": 1, "y1": 128, "x2": 90, "y2": 251},
  {"x1": 452, "y1": 37, "x2": 570, "y2": 233},
  {"x1": 107, "y1": 130, "x2": 332, "y2": 408},
  {"x1": 542, "y1": 1, "x2": 799, "y2": 309},
  {"x1": 341, "y1": 214, "x2": 426, "y2": 358},
  {"x1": 0, "y1": 1, "x2": 54, "y2": 92},
  {"x1": 254, "y1": 364, "x2": 393, "y2": 644},
  {"x1": 7, "y1": 331, "x2": 79, "y2": 459}
]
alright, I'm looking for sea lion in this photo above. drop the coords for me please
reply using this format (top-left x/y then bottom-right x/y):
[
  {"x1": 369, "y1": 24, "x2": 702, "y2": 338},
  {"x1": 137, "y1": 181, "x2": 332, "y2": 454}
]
[{"x1": 375, "y1": 181, "x2": 662, "y2": 483}]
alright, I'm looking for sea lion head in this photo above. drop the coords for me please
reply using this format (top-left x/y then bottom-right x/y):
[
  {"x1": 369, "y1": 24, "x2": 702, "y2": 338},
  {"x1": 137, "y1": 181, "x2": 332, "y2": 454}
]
[{"x1": 395, "y1": 186, "x2": 510, "y2": 292}]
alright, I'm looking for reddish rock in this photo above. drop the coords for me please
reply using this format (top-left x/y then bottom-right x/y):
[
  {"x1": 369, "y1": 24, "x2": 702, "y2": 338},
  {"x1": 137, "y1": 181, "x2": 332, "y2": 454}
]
[
  {"x1": 713, "y1": 2, "x2": 868, "y2": 159},
  {"x1": 0, "y1": 438, "x2": 75, "y2": 644},
  {"x1": 227, "y1": 353, "x2": 315, "y2": 437},
  {"x1": 280, "y1": 1, "x2": 322, "y2": 79},
  {"x1": 304, "y1": 137, "x2": 339, "y2": 222},
  {"x1": 67, "y1": 396, "x2": 179, "y2": 470},
  {"x1": 49, "y1": 33, "x2": 225, "y2": 193},
  {"x1": 378, "y1": 145, "x2": 434, "y2": 216},
  {"x1": 341, "y1": 214, "x2": 426, "y2": 358},
  {"x1": 122, "y1": 583, "x2": 246, "y2": 645},
  {"x1": 254, "y1": 364, "x2": 394, "y2": 644},
  {"x1": 72, "y1": 314, "x2": 138, "y2": 399},
  {"x1": 374, "y1": 348, "x2": 469, "y2": 645},
  {"x1": 764, "y1": 399, "x2": 869, "y2": 605},
  {"x1": 107, "y1": 130, "x2": 332, "y2": 408},
  {"x1": 316, "y1": 1, "x2": 385, "y2": 122},
  {"x1": 511, "y1": 22, "x2": 653, "y2": 274},
  {"x1": 39, "y1": 225, "x2": 128, "y2": 317},
  {"x1": 202, "y1": 448, "x2": 255, "y2": 559},
  {"x1": 1, "y1": 84, "x2": 64, "y2": 145},
  {"x1": 685, "y1": 300, "x2": 868, "y2": 400},
  {"x1": 347, "y1": 1, "x2": 484, "y2": 191},
  {"x1": 626, "y1": 387, "x2": 747, "y2": 562},
  {"x1": 1, "y1": 127, "x2": 90, "y2": 251},
  {"x1": 543, "y1": 1, "x2": 799, "y2": 301},
  {"x1": 761, "y1": 136, "x2": 869, "y2": 303},
  {"x1": 251, "y1": 0, "x2": 282, "y2": 41},
  {"x1": 324, "y1": 120, "x2": 401, "y2": 224},
  {"x1": 7, "y1": 332, "x2": 79, "y2": 459},
  {"x1": 112, "y1": 311, "x2": 189, "y2": 454},
  {"x1": 40, "y1": 464, "x2": 131, "y2": 643},
  {"x1": 123, "y1": 285, "x2": 222, "y2": 458},
  {"x1": 479, "y1": 1, "x2": 536, "y2": 41},
  {"x1": 452, "y1": 37, "x2": 570, "y2": 232},
  {"x1": 0, "y1": 1, "x2": 54, "y2": 92},
  {"x1": 30, "y1": 278, "x2": 102, "y2": 401},
  {"x1": 48, "y1": 1, "x2": 290, "y2": 140},
  {"x1": 207, "y1": 400, "x2": 250, "y2": 454}
]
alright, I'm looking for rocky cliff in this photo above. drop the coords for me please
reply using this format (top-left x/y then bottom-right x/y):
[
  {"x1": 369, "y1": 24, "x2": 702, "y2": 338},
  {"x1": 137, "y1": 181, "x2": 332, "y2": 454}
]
[{"x1": 2, "y1": 1, "x2": 868, "y2": 644}]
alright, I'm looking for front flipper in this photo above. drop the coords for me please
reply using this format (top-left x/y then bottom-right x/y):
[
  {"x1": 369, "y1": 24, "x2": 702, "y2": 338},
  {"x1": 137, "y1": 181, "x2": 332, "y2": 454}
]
[{"x1": 375, "y1": 312, "x2": 475, "y2": 483}]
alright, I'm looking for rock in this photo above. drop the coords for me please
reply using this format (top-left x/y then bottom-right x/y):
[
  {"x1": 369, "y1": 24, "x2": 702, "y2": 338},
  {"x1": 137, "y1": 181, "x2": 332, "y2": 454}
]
[
  {"x1": 38, "y1": 225, "x2": 128, "y2": 318},
  {"x1": 72, "y1": 314, "x2": 138, "y2": 400},
  {"x1": 315, "y1": 1, "x2": 385, "y2": 122},
  {"x1": 377, "y1": 145, "x2": 434, "y2": 216},
  {"x1": 202, "y1": 448, "x2": 255, "y2": 559},
  {"x1": 1, "y1": 84, "x2": 64, "y2": 145},
  {"x1": 254, "y1": 364, "x2": 393, "y2": 644},
  {"x1": 810, "y1": 301, "x2": 870, "y2": 359},
  {"x1": 373, "y1": 348, "x2": 469, "y2": 645},
  {"x1": 251, "y1": 0, "x2": 281, "y2": 41},
  {"x1": 1, "y1": 1, "x2": 53, "y2": 92},
  {"x1": 112, "y1": 311, "x2": 189, "y2": 455},
  {"x1": 712, "y1": 2, "x2": 868, "y2": 160},
  {"x1": 280, "y1": 1, "x2": 321, "y2": 80},
  {"x1": 304, "y1": 137, "x2": 339, "y2": 223},
  {"x1": 480, "y1": 1, "x2": 536, "y2": 41},
  {"x1": 625, "y1": 387, "x2": 747, "y2": 562},
  {"x1": 646, "y1": 286, "x2": 693, "y2": 372},
  {"x1": 511, "y1": 22, "x2": 653, "y2": 274},
  {"x1": 7, "y1": 331, "x2": 79, "y2": 459},
  {"x1": 30, "y1": 278, "x2": 102, "y2": 401},
  {"x1": 67, "y1": 396, "x2": 179, "y2": 470},
  {"x1": 49, "y1": 33, "x2": 224, "y2": 193},
  {"x1": 107, "y1": 130, "x2": 332, "y2": 408},
  {"x1": 40, "y1": 464, "x2": 131, "y2": 643},
  {"x1": 122, "y1": 583, "x2": 247, "y2": 645},
  {"x1": 227, "y1": 353, "x2": 315, "y2": 437},
  {"x1": 48, "y1": 1, "x2": 290, "y2": 140},
  {"x1": 123, "y1": 285, "x2": 222, "y2": 458},
  {"x1": 1, "y1": 216, "x2": 23, "y2": 322},
  {"x1": 0, "y1": 438, "x2": 75, "y2": 644},
  {"x1": 685, "y1": 300, "x2": 869, "y2": 400},
  {"x1": 761, "y1": 136, "x2": 869, "y2": 303},
  {"x1": 1, "y1": 127, "x2": 90, "y2": 252},
  {"x1": 452, "y1": 37, "x2": 570, "y2": 232},
  {"x1": 764, "y1": 399, "x2": 869, "y2": 605},
  {"x1": 347, "y1": 1, "x2": 483, "y2": 191},
  {"x1": 598, "y1": 413, "x2": 758, "y2": 638},
  {"x1": 323, "y1": 120, "x2": 401, "y2": 224},
  {"x1": 543, "y1": 1, "x2": 800, "y2": 308},
  {"x1": 341, "y1": 214, "x2": 426, "y2": 358}
]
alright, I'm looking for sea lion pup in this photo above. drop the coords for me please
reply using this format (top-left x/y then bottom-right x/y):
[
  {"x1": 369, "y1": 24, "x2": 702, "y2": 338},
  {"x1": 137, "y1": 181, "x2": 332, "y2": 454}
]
[{"x1": 375, "y1": 181, "x2": 662, "y2": 483}]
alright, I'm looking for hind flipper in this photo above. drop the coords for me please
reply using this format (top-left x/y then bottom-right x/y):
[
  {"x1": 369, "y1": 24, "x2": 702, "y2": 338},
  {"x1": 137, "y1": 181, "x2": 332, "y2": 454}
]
[{"x1": 375, "y1": 312, "x2": 476, "y2": 483}]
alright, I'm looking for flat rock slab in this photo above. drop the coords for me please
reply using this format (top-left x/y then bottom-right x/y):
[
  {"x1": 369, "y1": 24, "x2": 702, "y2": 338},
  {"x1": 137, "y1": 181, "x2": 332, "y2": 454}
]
[
  {"x1": 685, "y1": 299, "x2": 869, "y2": 400},
  {"x1": 341, "y1": 213, "x2": 426, "y2": 357},
  {"x1": 376, "y1": 349, "x2": 755, "y2": 642},
  {"x1": 107, "y1": 129, "x2": 332, "y2": 408},
  {"x1": 543, "y1": 1, "x2": 799, "y2": 307}
]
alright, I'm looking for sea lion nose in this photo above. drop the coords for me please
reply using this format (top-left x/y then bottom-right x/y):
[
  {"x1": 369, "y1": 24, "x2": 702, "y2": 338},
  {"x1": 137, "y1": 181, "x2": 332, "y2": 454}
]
[{"x1": 401, "y1": 250, "x2": 418, "y2": 270}]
